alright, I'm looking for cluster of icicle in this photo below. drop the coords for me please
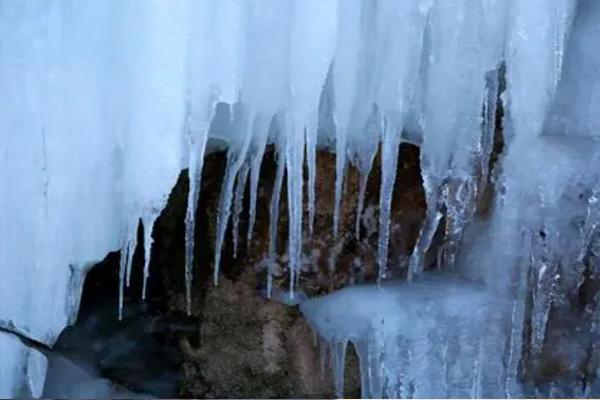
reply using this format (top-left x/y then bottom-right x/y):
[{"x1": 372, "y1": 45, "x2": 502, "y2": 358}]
[
  {"x1": 4, "y1": 0, "x2": 600, "y2": 396},
  {"x1": 106, "y1": 0, "x2": 581, "y2": 318},
  {"x1": 0, "y1": 0, "x2": 584, "y2": 322}
]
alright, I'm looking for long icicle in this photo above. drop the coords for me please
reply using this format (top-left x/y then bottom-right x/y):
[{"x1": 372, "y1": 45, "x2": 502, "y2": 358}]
[
  {"x1": 377, "y1": 119, "x2": 402, "y2": 282},
  {"x1": 267, "y1": 138, "x2": 286, "y2": 299},
  {"x1": 246, "y1": 117, "x2": 270, "y2": 247},
  {"x1": 125, "y1": 222, "x2": 137, "y2": 288},
  {"x1": 213, "y1": 107, "x2": 253, "y2": 286},
  {"x1": 184, "y1": 112, "x2": 209, "y2": 314},
  {"x1": 355, "y1": 164, "x2": 372, "y2": 240},
  {"x1": 285, "y1": 123, "x2": 305, "y2": 299},
  {"x1": 333, "y1": 130, "x2": 347, "y2": 237},
  {"x1": 141, "y1": 211, "x2": 159, "y2": 301},
  {"x1": 118, "y1": 240, "x2": 129, "y2": 321}
]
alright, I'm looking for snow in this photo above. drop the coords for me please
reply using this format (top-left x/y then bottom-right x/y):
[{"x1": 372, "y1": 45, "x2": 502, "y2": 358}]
[{"x1": 1, "y1": 0, "x2": 600, "y2": 396}]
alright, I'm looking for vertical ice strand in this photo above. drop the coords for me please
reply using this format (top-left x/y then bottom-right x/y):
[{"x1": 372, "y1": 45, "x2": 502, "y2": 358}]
[{"x1": 375, "y1": 0, "x2": 429, "y2": 280}]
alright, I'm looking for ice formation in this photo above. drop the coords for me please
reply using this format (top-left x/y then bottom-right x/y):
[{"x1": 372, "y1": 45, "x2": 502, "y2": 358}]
[
  {"x1": 1, "y1": 0, "x2": 600, "y2": 397},
  {"x1": 301, "y1": 274, "x2": 509, "y2": 398}
]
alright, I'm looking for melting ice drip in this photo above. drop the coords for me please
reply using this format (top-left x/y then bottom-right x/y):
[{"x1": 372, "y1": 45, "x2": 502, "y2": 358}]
[{"x1": 2, "y1": 0, "x2": 600, "y2": 397}]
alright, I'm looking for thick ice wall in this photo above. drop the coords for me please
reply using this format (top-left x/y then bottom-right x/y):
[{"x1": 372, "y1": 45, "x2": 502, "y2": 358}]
[{"x1": 0, "y1": 1, "x2": 122, "y2": 344}]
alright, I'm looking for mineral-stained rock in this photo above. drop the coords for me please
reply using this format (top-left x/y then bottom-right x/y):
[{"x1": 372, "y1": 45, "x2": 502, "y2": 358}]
[{"x1": 151, "y1": 142, "x2": 426, "y2": 397}]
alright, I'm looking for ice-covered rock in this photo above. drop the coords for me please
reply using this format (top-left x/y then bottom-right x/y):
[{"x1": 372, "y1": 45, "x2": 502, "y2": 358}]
[
  {"x1": 0, "y1": 332, "x2": 47, "y2": 399},
  {"x1": 301, "y1": 273, "x2": 511, "y2": 398},
  {"x1": 1, "y1": 0, "x2": 600, "y2": 395}
]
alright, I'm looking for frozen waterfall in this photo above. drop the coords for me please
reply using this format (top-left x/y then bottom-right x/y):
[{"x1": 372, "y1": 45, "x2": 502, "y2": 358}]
[{"x1": 1, "y1": 0, "x2": 600, "y2": 397}]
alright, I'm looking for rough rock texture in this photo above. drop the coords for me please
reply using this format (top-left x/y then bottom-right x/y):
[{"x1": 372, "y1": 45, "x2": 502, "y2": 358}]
[
  {"x1": 61, "y1": 126, "x2": 600, "y2": 397},
  {"x1": 148, "y1": 143, "x2": 426, "y2": 398}
]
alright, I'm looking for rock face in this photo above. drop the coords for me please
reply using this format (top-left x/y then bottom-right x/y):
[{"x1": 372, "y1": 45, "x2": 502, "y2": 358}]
[
  {"x1": 61, "y1": 132, "x2": 600, "y2": 397},
  {"x1": 147, "y1": 143, "x2": 426, "y2": 397}
]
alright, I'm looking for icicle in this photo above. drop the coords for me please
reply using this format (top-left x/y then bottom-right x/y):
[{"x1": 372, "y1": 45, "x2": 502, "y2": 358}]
[
  {"x1": 333, "y1": 134, "x2": 347, "y2": 237},
  {"x1": 306, "y1": 126, "x2": 317, "y2": 236},
  {"x1": 118, "y1": 219, "x2": 137, "y2": 319},
  {"x1": 232, "y1": 161, "x2": 249, "y2": 258},
  {"x1": 213, "y1": 104, "x2": 252, "y2": 286},
  {"x1": 355, "y1": 170, "x2": 370, "y2": 240},
  {"x1": 331, "y1": 340, "x2": 349, "y2": 399},
  {"x1": 213, "y1": 161, "x2": 240, "y2": 286},
  {"x1": 331, "y1": 0, "x2": 361, "y2": 238},
  {"x1": 246, "y1": 118, "x2": 270, "y2": 246},
  {"x1": 118, "y1": 243, "x2": 128, "y2": 321},
  {"x1": 267, "y1": 141, "x2": 286, "y2": 299},
  {"x1": 183, "y1": 107, "x2": 210, "y2": 314},
  {"x1": 285, "y1": 123, "x2": 305, "y2": 299},
  {"x1": 141, "y1": 212, "x2": 158, "y2": 301},
  {"x1": 353, "y1": 339, "x2": 371, "y2": 399},
  {"x1": 125, "y1": 225, "x2": 137, "y2": 288},
  {"x1": 377, "y1": 119, "x2": 402, "y2": 282}
]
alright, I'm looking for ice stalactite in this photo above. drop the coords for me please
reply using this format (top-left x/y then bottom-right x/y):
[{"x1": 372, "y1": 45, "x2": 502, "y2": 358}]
[
  {"x1": 213, "y1": 107, "x2": 252, "y2": 285},
  {"x1": 266, "y1": 133, "x2": 286, "y2": 298},
  {"x1": 119, "y1": 219, "x2": 138, "y2": 320},
  {"x1": 306, "y1": 121, "x2": 318, "y2": 236},
  {"x1": 182, "y1": 102, "x2": 210, "y2": 315},
  {"x1": 124, "y1": 223, "x2": 138, "y2": 289},
  {"x1": 373, "y1": 0, "x2": 429, "y2": 280},
  {"x1": 118, "y1": 244, "x2": 127, "y2": 322},
  {"x1": 331, "y1": 340, "x2": 349, "y2": 398},
  {"x1": 377, "y1": 123, "x2": 402, "y2": 281},
  {"x1": 331, "y1": 0, "x2": 361, "y2": 238},
  {"x1": 284, "y1": 124, "x2": 305, "y2": 298},
  {"x1": 141, "y1": 211, "x2": 159, "y2": 301},
  {"x1": 246, "y1": 116, "x2": 271, "y2": 246},
  {"x1": 409, "y1": 0, "x2": 507, "y2": 279},
  {"x1": 3, "y1": 0, "x2": 600, "y2": 396},
  {"x1": 232, "y1": 161, "x2": 250, "y2": 259},
  {"x1": 285, "y1": 0, "x2": 339, "y2": 294},
  {"x1": 355, "y1": 171, "x2": 370, "y2": 239},
  {"x1": 182, "y1": 0, "x2": 248, "y2": 311},
  {"x1": 294, "y1": 0, "x2": 340, "y2": 237},
  {"x1": 184, "y1": 139, "x2": 206, "y2": 314}
]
